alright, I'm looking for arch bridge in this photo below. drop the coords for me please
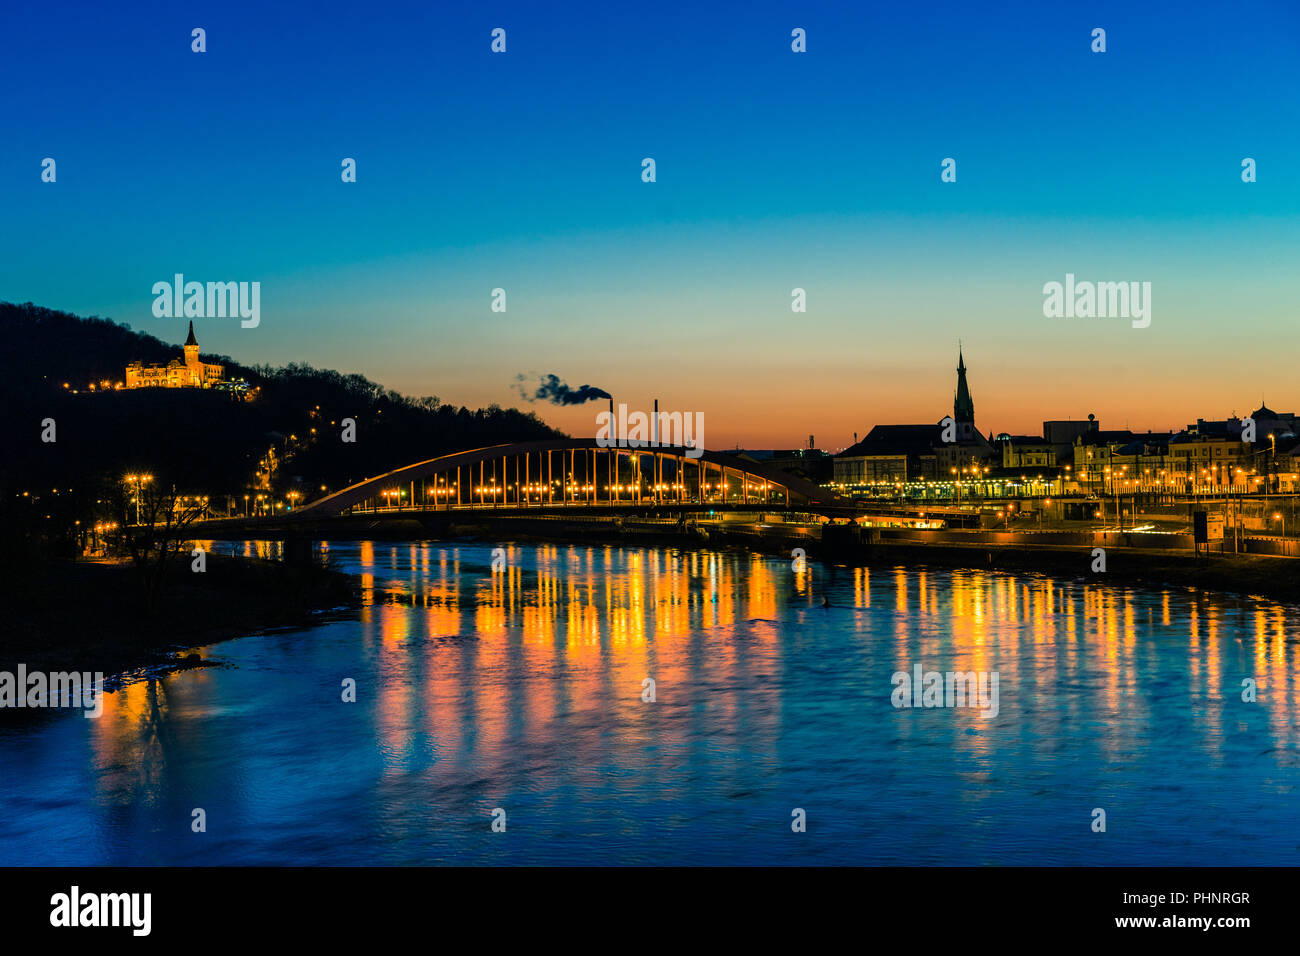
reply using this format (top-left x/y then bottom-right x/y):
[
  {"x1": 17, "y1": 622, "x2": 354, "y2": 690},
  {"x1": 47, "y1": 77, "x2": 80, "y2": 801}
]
[{"x1": 290, "y1": 439, "x2": 850, "y2": 519}]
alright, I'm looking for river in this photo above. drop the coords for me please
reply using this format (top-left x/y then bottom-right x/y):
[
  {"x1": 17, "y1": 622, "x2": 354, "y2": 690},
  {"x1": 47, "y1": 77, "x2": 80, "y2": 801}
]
[{"x1": 1, "y1": 539, "x2": 1296, "y2": 865}]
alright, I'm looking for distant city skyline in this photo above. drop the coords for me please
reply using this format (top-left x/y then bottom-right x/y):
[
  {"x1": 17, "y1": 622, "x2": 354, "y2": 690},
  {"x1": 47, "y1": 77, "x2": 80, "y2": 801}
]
[
  {"x1": 95, "y1": 319, "x2": 1293, "y2": 450},
  {"x1": 3, "y1": 0, "x2": 1298, "y2": 446}
]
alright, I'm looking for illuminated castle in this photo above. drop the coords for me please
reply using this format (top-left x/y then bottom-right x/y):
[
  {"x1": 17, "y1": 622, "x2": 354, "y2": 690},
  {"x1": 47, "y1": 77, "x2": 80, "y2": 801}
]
[{"x1": 125, "y1": 321, "x2": 224, "y2": 388}]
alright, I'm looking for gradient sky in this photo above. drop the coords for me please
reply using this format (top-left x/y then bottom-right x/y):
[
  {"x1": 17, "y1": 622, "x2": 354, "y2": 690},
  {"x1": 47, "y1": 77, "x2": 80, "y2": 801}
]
[{"x1": 3, "y1": 0, "x2": 1298, "y2": 448}]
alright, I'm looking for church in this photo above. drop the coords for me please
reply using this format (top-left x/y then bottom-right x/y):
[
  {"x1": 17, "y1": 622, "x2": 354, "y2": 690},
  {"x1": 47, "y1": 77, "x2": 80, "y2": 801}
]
[
  {"x1": 934, "y1": 347, "x2": 997, "y2": 475},
  {"x1": 125, "y1": 321, "x2": 224, "y2": 389},
  {"x1": 834, "y1": 348, "x2": 997, "y2": 486}
]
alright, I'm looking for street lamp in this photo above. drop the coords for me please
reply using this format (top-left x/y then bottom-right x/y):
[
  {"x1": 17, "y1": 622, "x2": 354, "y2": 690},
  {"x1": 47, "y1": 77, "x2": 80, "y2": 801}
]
[
  {"x1": 1269, "y1": 434, "x2": 1276, "y2": 497},
  {"x1": 124, "y1": 473, "x2": 153, "y2": 525}
]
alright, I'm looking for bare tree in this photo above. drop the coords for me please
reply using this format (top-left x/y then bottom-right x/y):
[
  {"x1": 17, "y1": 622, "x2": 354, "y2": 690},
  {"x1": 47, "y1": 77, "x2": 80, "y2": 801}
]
[{"x1": 111, "y1": 479, "x2": 209, "y2": 610}]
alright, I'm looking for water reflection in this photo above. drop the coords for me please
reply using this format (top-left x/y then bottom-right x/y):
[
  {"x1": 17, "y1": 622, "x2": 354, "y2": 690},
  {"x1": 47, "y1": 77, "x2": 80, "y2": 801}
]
[{"x1": 1, "y1": 540, "x2": 1297, "y2": 865}]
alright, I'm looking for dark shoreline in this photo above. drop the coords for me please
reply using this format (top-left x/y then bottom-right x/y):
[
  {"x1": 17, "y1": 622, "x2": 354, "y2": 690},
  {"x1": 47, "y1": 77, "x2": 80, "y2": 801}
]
[{"x1": 0, "y1": 553, "x2": 359, "y2": 682}]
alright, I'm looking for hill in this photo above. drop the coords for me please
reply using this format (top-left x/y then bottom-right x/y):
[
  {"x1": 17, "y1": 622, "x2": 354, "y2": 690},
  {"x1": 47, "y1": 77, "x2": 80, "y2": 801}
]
[{"x1": 0, "y1": 302, "x2": 563, "y2": 559}]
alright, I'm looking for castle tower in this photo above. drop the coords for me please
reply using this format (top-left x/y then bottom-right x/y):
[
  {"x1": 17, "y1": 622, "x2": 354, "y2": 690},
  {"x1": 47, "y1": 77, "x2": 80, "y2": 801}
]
[
  {"x1": 953, "y1": 346, "x2": 976, "y2": 440},
  {"x1": 182, "y1": 321, "x2": 202, "y2": 386},
  {"x1": 183, "y1": 320, "x2": 200, "y2": 367}
]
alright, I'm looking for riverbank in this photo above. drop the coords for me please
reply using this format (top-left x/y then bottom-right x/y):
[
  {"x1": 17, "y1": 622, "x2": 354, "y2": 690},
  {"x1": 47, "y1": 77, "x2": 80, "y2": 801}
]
[
  {"x1": 439, "y1": 517, "x2": 1300, "y2": 606},
  {"x1": 715, "y1": 527, "x2": 1300, "y2": 606},
  {"x1": 0, "y1": 553, "x2": 359, "y2": 678},
  {"x1": 195, "y1": 512, "x2": 1300, "y2": 607}
]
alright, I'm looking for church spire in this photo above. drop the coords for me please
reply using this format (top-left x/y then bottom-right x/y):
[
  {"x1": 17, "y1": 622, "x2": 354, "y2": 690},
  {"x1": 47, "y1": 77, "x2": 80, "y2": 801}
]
[
  {"x1": 184, "y1": 320, "x2": 198, "y2": 347},
  {"x1": 954, "y1": 346, "x2": 974, "y2": 423}
]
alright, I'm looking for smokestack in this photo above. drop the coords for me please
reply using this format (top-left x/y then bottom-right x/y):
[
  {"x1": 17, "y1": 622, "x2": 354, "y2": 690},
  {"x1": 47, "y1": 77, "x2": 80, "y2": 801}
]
[
  {"x1": 609, "y1": 397, "x2": 615, "y2": 443},
  {"x1": 653, "y1": 398, "x2": 658, "y2": 445}
]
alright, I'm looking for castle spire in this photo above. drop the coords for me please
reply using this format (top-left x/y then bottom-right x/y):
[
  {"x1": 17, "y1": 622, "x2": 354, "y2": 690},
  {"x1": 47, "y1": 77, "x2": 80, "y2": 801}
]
[{"x1": 185, "y1": 321, "x2": 198, "y2": 347}]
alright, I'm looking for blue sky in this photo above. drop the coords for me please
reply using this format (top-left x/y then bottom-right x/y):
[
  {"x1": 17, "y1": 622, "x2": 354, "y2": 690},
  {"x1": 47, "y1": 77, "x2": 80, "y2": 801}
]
[{"x1": 3, "y1": 1, "x2": 1298, "y2": 446}]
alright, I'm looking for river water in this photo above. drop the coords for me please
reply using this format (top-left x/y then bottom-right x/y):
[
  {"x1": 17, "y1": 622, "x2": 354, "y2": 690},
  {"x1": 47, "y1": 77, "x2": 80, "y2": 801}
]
[{"x1": 2, "y1": 539, "x2": 1297, "y2": 865}]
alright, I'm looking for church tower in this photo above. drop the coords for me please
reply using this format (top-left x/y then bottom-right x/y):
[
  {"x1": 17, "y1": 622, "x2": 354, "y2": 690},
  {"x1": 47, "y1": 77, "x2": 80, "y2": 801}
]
[{"x1": 953, "y1": 346, "x2": 976, "y2": 440}]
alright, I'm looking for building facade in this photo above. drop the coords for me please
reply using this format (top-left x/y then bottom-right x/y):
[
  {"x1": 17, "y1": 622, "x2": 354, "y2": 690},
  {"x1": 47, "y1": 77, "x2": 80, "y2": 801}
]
[
  {"x1": 997, "y1": 435, "x2": 1057, "y2": 470},
  {"x1": 834, "y1": 424, "x2": 941, "y2": 485},
  {"x1": 125, "y1": 321, "x2": 223, "y2": 388},
  {"x1": 1168, "y1": 430, "x2": 1253, "y2": 491}
]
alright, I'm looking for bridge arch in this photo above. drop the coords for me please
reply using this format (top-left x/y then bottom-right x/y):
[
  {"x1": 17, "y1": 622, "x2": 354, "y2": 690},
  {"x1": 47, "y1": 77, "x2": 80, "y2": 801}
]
[{"x1": 291, "y1": 439, "x2": 843, "y2": 518}]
